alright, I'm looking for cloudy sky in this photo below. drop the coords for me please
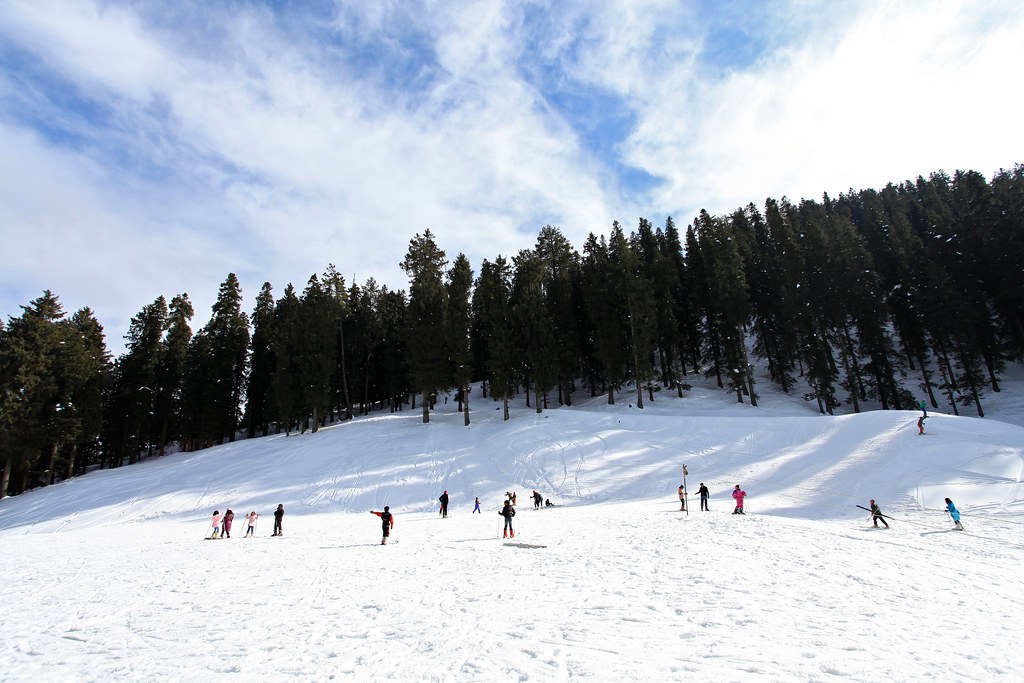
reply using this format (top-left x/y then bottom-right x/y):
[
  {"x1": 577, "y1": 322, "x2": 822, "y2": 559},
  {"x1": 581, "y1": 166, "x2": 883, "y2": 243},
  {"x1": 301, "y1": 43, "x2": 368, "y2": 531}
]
[{"x1": 2, "y1": 0, "x2": 1022, "y2": 352}]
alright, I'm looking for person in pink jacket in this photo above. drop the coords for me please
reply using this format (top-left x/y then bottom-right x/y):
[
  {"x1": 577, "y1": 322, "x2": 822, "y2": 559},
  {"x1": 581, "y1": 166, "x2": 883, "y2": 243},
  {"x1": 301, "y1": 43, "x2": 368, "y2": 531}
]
[
  {"x1": 244, "y1": 511, "x2": 258, "y2": 537},
  {"x1": 210, "y1": 510, "x2": 223, "y2": 539},
  {"x1": 732, "y1": 485, "x2": 747, "y2": 515}
]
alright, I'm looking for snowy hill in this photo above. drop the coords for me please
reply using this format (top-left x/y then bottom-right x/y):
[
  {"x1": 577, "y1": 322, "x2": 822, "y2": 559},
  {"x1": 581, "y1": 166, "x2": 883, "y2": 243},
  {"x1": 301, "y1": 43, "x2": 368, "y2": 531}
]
[{"x1": 2, "y1": 379, "x2": 1023, "y2": 681}]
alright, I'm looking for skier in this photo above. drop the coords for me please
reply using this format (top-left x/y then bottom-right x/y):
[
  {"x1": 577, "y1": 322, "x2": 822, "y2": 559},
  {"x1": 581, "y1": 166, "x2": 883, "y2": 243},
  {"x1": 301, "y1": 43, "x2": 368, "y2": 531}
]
[
  {"x1": 473, "y1": 497, "x2": 481, "y2": 513},
  {"x1": 244, "y1": 511, "x2": 258, "y2": 537},
  {"x1": 533, "y1": 490, "x2": 542, "y2": 509},
  {"x1": 210, "y1": 510, "x2": 223, "y2": 539},
  {"x1": 698, "y1": 483, "x2": 710, "y2": 511},
  {"x1": 370, "y1": 506, "x2": 394, "y2": 544},
  {"x1": 499, "y1": 499, "x2": 516, "y2": 538},
  {"x1": 945, "y1": 497, "x2": 964, "y2": 530},
  {"x1": 677, "y1": 484, "x2": 686, "y2": 511},
  {"x1": 222, "y1": 509, "x2": 235, "y2": 538},
  {"x1": 439, "y1": 490, "x2": 449, "y2": 518},
  {"x1": 919, "y1": 400, "x2": 928, "y2": 418},
  {"x1": 918, "y1": 415, "x2": 926, "y2": 435},
  {"x1": 272, "y1": 504, "x2": 284, "y2": 536},
  {"x1": 732, "y1": 485, "x2": 747, "y2": 515},
  {"x1": 869, "y1": 499, "x2": 889, "y2": 528}
]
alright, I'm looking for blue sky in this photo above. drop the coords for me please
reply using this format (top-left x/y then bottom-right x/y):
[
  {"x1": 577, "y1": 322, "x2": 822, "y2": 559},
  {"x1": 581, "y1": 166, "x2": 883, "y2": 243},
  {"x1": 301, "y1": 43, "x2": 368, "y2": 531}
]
[{"x1": 2, "y1": 0, "x2": 1023, "y2": 352}]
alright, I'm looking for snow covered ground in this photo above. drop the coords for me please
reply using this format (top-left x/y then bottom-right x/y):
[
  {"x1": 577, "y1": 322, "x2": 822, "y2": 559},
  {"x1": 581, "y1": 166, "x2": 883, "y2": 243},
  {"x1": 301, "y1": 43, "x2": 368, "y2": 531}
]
[{"x1": 2, "y1": 378, "x2": 1023, "y2": 681}]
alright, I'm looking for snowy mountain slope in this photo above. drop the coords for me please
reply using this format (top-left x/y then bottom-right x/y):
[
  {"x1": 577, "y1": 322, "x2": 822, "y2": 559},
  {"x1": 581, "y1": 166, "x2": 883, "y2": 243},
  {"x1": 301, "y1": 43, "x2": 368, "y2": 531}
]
[
  {"x1": 1, "y1": 380, "x2": 1020, "y2": 535},
  {"x1": 1, "y1": 379, "x2": 1023, "y2": 681}
]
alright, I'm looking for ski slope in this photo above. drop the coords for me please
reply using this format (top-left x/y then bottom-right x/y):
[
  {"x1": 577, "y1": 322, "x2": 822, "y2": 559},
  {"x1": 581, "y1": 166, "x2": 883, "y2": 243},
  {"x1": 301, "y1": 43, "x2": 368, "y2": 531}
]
[{"x1": 1, "y1": 380, "x2": 1023, "y2": 681}]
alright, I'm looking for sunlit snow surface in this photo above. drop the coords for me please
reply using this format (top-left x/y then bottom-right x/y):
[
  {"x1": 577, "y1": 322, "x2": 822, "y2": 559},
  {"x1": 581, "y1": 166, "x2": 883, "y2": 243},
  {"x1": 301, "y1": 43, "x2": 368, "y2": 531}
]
[{"x1": 2, "y1": 380, "x2": 1022, "y2": 681}]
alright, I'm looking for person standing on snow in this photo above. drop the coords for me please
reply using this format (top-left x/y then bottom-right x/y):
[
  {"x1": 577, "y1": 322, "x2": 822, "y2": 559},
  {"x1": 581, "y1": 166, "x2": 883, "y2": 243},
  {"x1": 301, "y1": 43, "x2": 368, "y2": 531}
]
[
  {"x1": 511, "y1": 492, "x2": 517, "y2": 506},
  {"x1": 919, "y1": 400, "x2": 928, "y2": 418},
  {"x1": 473, "y1": 497, "x2": 481, "y2": 513},
  {"x1": 499, "y1": 500, "x2": 516, "y2": 538},
  {"x1": 272, "y1": 504, "x2": 284, "y2": 536},
  {"x1": 439, "y1": 490, "x2": 449, "y2": 518},
  {"x1": 222, "y1": 509, "x2": 235, "y2": 538},
  {"x1": 918, "y1": 415, "x2": 926, "y2": 435},
  {"x1": 244, "y1": 511, "x2": 258, "y2": 537},
  {"x1": 370, "y1": 506, "x2": 394, "y2": 544},
  {"x1": 869, "y1": 499, "x2": 889, "y2": 528},
  {"x1": 677, "y1": 484, "x2": 686, "y2": 511},
  {"x1": 945, "y1": 497, "x2": 964, "y2": 530},
  {"x1": 210, "y1": 510, "x2": 223, "y2": 539},
  {"x1": 732, "y1": 485, "x2": 747, "y2": 515},
  {"x1": 698, "y1": 483, "x2": 710, "y2": 511},
  {"x1": 533, "y1": 490, "x2": 542, "y2": 509}
]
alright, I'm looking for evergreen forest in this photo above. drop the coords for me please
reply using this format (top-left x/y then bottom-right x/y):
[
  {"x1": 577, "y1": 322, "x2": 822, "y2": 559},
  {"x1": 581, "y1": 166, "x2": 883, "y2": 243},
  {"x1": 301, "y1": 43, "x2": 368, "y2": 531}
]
[{"x1": 2, "y1": 166, "x2": 1022, "y2": 499}]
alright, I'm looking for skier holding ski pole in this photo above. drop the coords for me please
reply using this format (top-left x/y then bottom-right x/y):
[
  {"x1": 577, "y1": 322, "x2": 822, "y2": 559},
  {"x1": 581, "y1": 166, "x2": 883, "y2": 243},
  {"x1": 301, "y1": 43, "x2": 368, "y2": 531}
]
[{"x1": 945, "y1": 498, "x2": 964, "y2": 530}]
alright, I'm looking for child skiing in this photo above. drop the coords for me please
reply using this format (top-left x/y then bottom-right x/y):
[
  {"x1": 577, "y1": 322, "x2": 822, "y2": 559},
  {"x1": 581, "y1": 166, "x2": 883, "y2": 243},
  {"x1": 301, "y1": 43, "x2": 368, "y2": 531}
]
[
  {"x1": 869, "y1": 499, "x2": 889, "y2": 528},
  {"x1": 499, "y1": 500, "x2": 516, "y2": 538},
  {"x1": 221, "y1": 509, "x2": 234, "y2": 538},
  {"x1": 370, "y1": 506, "x2": 394, "y2": 544},
  {"x1": 698, "y1": 483, "x2": 710, "y2": 511},
  {"x1": 732, "y1": 485, "x2": 746, "y2": 514},
  {"x1": 210, "y1": 510, "x2": 223, "y2": 539},
  {"x1": 918, "y1": 415, "x2": 926, "y2": 435},
  {"x1": 272, "y1": 504, "x2": 284, "y2": 536},
  {"x1": 244, "y1": 511, "x2": 258, "y2": 537},
  {"x1": 945, "y1": 497, "x2": 964, "y2": 530}
]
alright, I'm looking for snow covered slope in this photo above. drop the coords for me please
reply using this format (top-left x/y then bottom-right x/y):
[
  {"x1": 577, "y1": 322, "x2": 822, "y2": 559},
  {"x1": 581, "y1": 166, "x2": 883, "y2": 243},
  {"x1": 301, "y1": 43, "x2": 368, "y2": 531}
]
[{"x1": 1, "y1": 382, "x2": 1022, "y2": 681}]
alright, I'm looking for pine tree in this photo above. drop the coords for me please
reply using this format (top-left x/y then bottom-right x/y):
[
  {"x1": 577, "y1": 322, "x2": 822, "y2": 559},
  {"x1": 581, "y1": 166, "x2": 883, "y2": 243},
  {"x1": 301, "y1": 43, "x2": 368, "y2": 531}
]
[
  {"x1": 534, "y1": 225, "x2": 582, "y2": 406},
  {"x1": 245, "y1": 282, "x2": 277, "y2": 437},
  {"x1": 152, "y1": 294, "x2": 192, "y2": 455},
  {"x1": 110, "y1": 296, "x2": 167, "y2": 464},
  {"x1": 471, "y1": 257, "x2": 515, "y2": 420},
  {"x1": 446, "y1": 254, "x2": 474, "y2": 425},
  {"x1": 401, "y1": 230, "x2": 449, "y2": 423}
]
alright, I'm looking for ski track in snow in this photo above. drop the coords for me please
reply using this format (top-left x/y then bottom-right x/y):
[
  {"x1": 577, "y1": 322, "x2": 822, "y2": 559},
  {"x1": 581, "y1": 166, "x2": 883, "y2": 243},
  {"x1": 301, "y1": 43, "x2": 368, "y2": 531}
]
[{"x1": 1, "y1": 382, "x2": 1023, "y2": 681}]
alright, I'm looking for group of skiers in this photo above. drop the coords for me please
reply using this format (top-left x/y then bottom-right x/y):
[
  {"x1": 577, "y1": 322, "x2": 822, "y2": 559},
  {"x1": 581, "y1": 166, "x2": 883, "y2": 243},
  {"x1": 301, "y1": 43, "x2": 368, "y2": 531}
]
[
  {"x1": 675, "y1": 483, "x2": 744, "y2": 513},
  {"x1": 675, "y1": 483, "x2": 965, "y2": 531},
  {"x1": 210, "y1": 480, "x2": 966, "y2": 545},
  {"x1": 208, "y1": 504, "x2": 284, "y2": 539}
]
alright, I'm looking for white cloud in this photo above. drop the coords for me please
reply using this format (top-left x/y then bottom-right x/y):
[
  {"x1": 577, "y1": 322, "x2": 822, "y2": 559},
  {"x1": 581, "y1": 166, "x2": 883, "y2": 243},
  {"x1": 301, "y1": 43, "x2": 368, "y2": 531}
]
[
  {"x1": 621, "y1": 0, "x2": 1024, "y2": 216},
  {"x1": 2, "y1": 0, "x2": 1022, "y2": 352}
]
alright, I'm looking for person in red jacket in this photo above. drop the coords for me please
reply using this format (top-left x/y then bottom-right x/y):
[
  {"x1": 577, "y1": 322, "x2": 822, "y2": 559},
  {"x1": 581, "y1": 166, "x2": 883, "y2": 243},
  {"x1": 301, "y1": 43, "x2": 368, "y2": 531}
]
[
  {"x1": 732, "y1": 485, "x2": 747, "y2": 515},
  {"x1": 371, "y1": 506, "x2": 394, "y2": 544}
]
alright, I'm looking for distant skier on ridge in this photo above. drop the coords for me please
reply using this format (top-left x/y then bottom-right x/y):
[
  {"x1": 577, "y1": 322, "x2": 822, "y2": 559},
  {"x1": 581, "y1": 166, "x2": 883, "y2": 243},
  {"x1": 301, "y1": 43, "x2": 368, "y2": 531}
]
[{"x1": 439, "y1": 490, "x2": 449, "y2": 518}]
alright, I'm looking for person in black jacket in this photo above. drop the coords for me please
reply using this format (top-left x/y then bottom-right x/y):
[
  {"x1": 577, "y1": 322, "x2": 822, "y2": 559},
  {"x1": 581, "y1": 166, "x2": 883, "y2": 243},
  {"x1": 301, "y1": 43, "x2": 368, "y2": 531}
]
[
  {"x1": 499, "y1": 500, "x2": 516, "y2": 538},
  {"x1": 272, "y1": 504, "x2": 284, "y2": 536},
  {"x1": 869, "y1": 499, "x2": 889, "y2": 528},
  {"x1": 698, "y1": 483, "x2": 710, "y2": 511},
  {"x1": 371, "y1": 506, "x2": 394, "y2": 544},
  {"x1": 439, "y1": 491, "x2": 449, "y2": 518}
]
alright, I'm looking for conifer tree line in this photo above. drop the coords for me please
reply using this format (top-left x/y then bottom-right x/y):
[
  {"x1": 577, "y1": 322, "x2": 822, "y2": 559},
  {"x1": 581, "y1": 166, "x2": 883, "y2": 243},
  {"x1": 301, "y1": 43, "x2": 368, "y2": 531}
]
[{"x1": 2, "y1": 166, "x2": 1022, "y2": 498}]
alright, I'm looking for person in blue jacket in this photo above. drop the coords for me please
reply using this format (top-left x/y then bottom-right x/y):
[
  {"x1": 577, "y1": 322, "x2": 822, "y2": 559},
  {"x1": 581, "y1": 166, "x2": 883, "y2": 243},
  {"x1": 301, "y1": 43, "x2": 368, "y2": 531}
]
[{"x1": 945, "y1": 497, "x2": 964, "y2": 530}]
